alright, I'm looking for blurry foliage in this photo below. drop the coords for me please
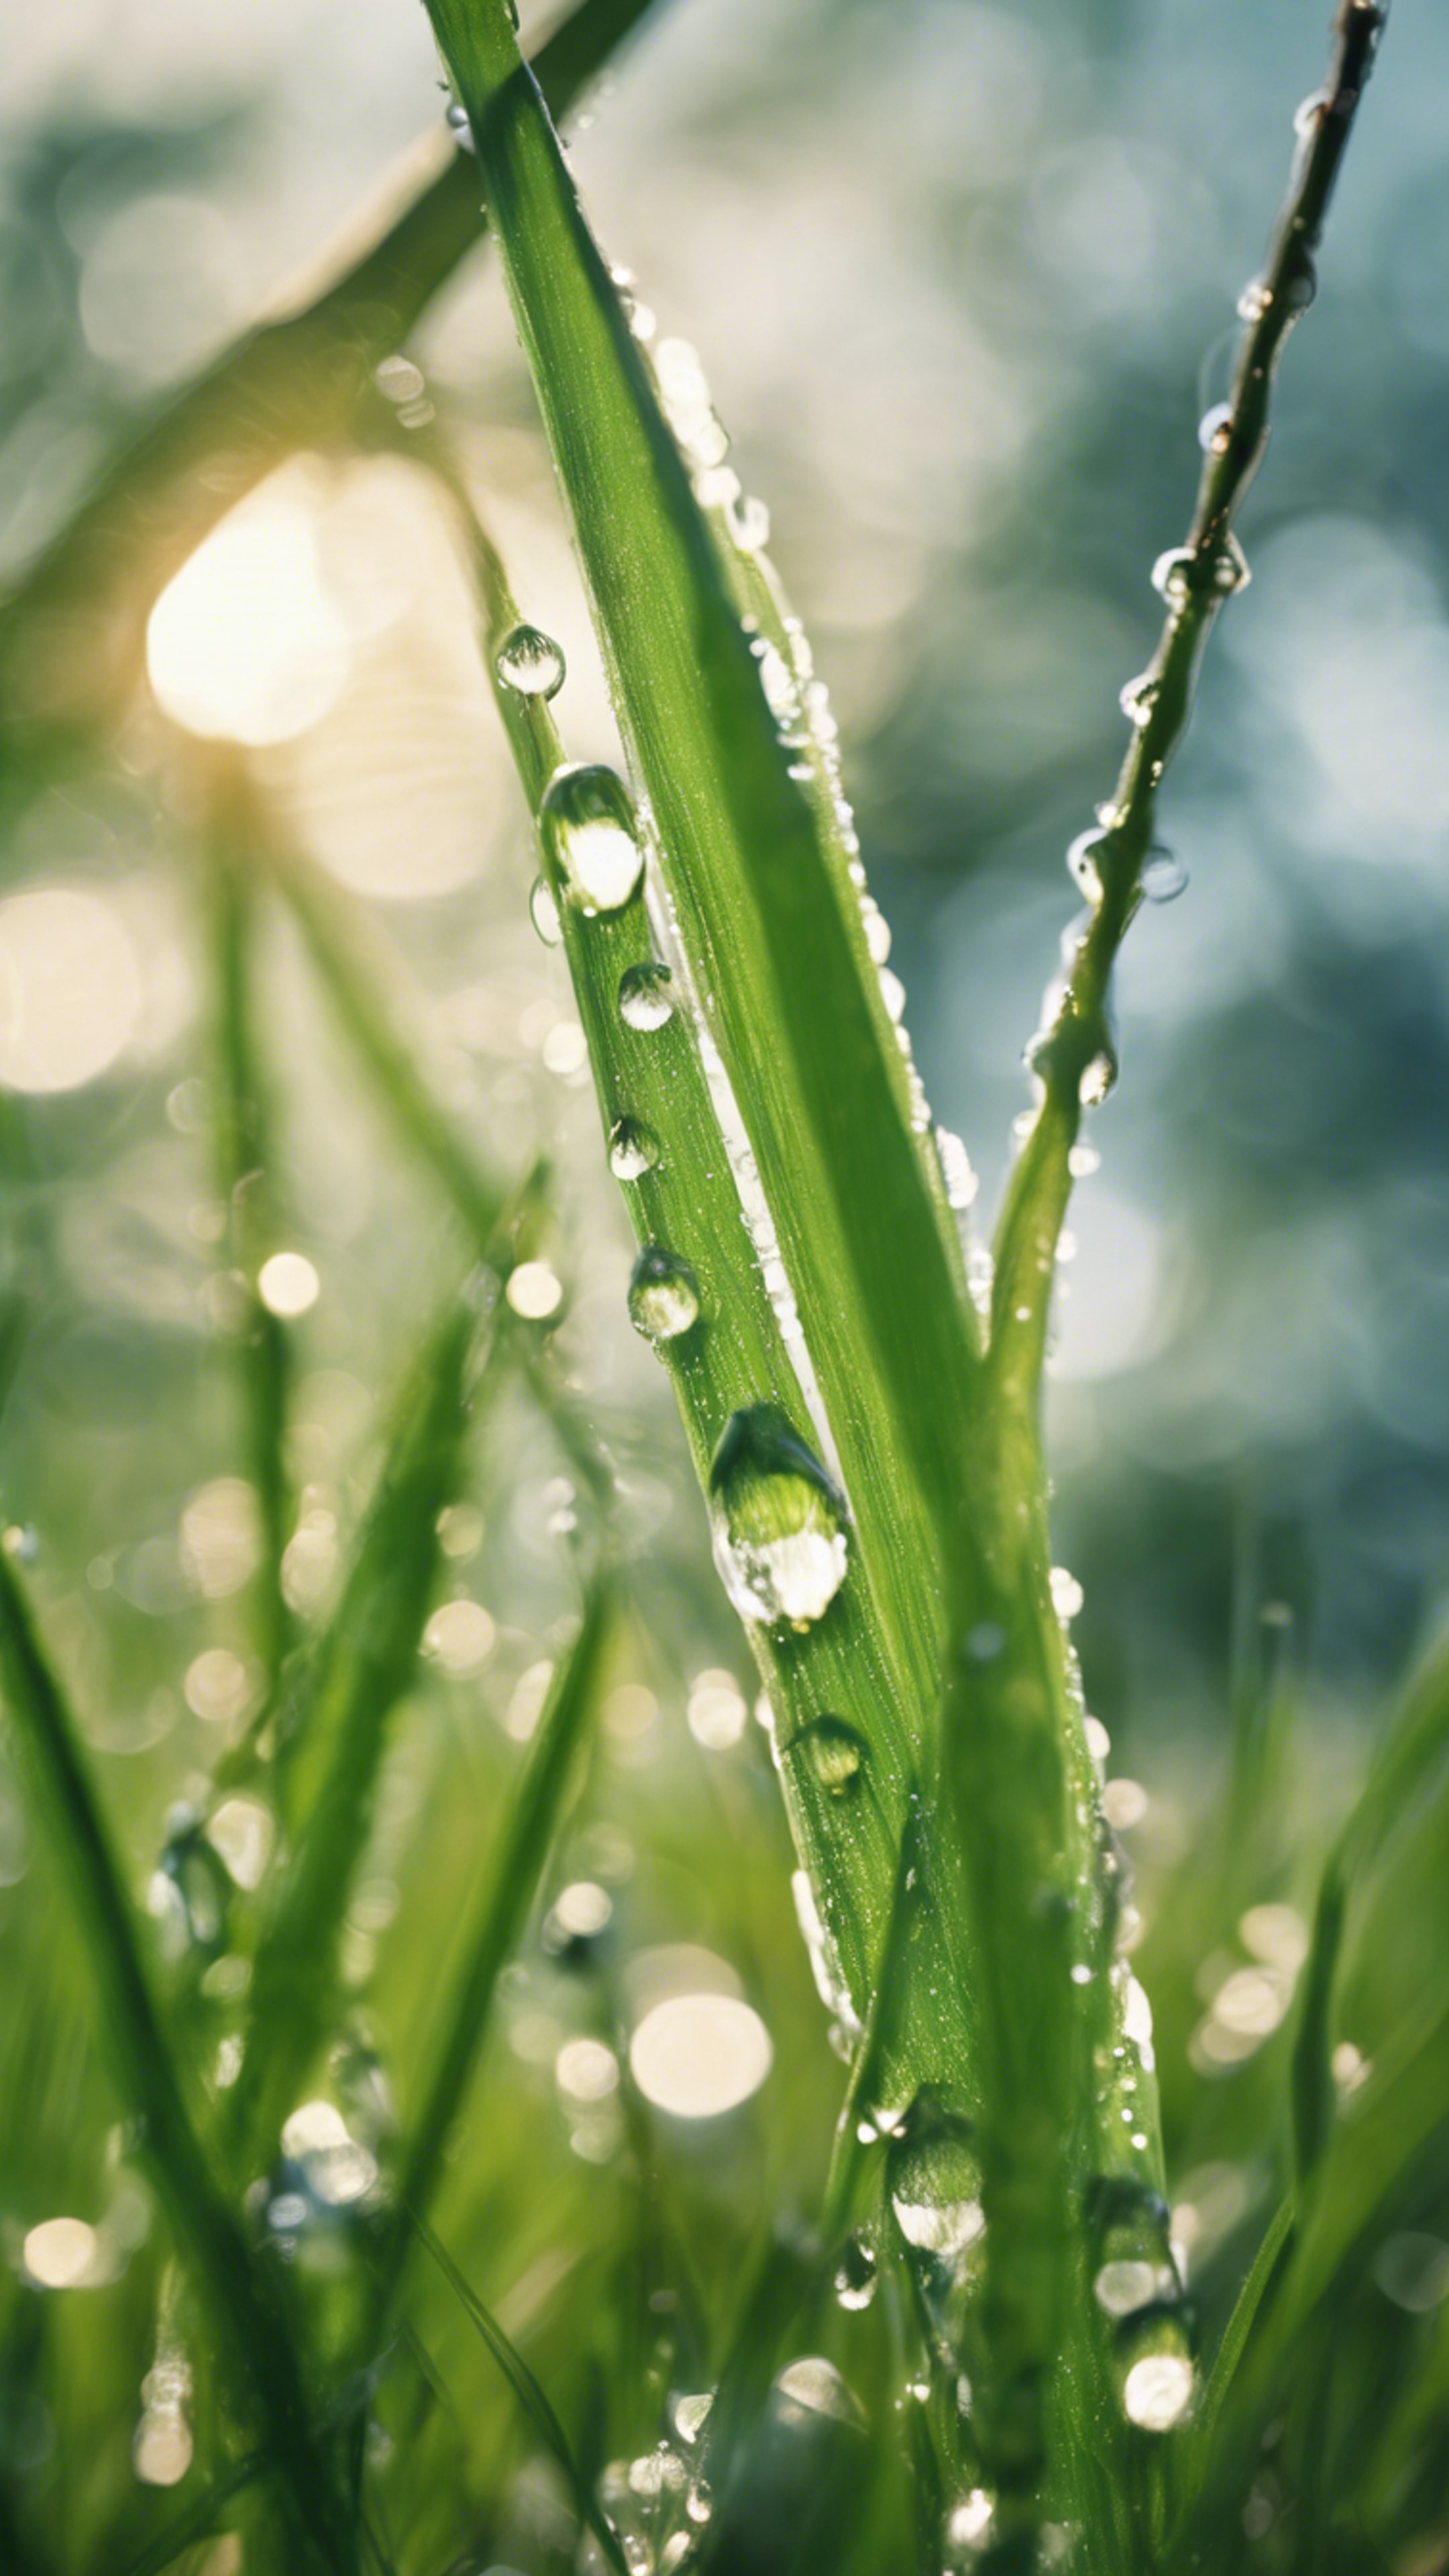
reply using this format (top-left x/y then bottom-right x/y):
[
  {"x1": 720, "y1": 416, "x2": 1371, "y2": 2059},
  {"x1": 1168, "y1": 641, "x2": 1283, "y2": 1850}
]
[{"x1": 0, "y1": 0, "x2": 1446, "y2": 2571}]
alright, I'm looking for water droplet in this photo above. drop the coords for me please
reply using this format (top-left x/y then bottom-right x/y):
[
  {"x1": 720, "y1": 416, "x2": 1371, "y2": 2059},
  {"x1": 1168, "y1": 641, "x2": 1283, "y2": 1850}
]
[
  {"x1": 1094, "y1": 2259, "x2": 1159, "y2": 2317},
  {"x1": 1198, "y1": 403, "x2": 1234, "y2": 454},
  {"x1": 629, "y1": 1246, "x2": 700, "y2": 1343},
  {"x1": 1293, "y1": 87, "x2": 1330, "y2": 139},
  {"x1": 672, "y1": 2392, "x2": 714, "y2": 2446},
  {"x1": 835, "y1": 2235, "x2": 877, "y2": 2311},
  {"x1": 935, "y1": 1127, "x2": 979, "y2": 1212},
  {"x1": 1069, "y1": 1142, "x2": 1101, "y2": 1179},
  {"x1": 540, "y1": 765, "x2": 645, "y2": 915},
  {"x1": 1236, "y1": 276, "x2": 1272, "y2": 321},
  {"x1": 1141, "y1": 846, "x2": 1187, "y2": 903},
  {"x1": 1151, "y1": 547, "x2": 1195, "y2": 605},
  {"x1": 496, "y1": 623, "x2": 566, "y2": 700},
  {"x1": 619, "y1": 961, "x2": 675, "y2": 1031},
  {"x1": 529, "y1": 875, "x2": 562, "y2": 947},
  {"x1": 1122, "y1": 2352, "x2": 1194, "y2": 2432},
  {"x1": 1079, "y1": 1052, "x2": 1116, "y2": 1108},
  {"x1": 1119, "y1": 671, "x2": 1160, "y2": 725},
  {"x1": 1284, "y1": 258, "x2": 1318, "y2": 313},
  {"x1": 445, "y1": 99, "x2": 476, "y2": 154},
  {"x1": 608, "y1": 1117, "x2": 661, "y2": 1181},
  {"x1": 947, "y1": 2489, "x2": 994, "y2": 2553},
  {"x1": 1067, "y1": 828, "x2": 1110, "y2": 902},
  {"x1": 773, "y1": 2357, "x2": 865, "y2": 2430},
  {"x1": 792, "y1": 1714, "x2": 867, "y2": 1796},
  {"x1": 1212, "y1": 533, "x2": 1252, "y2": 594},
  {"x1": 1050, "y1": 1566, "x2": 1084, "y2": 1620},
  {"x1": 727, "y1": 494, "x2": 771, "y2": 552},
  {"x1": 708, "y1": 1405, "x2": 849, "y2": 1629}
]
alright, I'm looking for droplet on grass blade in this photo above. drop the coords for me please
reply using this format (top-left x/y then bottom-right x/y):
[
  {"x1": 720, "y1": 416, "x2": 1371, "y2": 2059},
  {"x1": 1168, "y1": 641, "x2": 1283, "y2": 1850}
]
[
  {"x1": 791, "y1": 1714, "x2": 867, "y2": 1796},
  {"x1": 529, "y1": 875, "x2": 562, "y2": 947},
  {"x1": 495, "y1": 622, "x2": 566, "y2": 700},
  {"x1": 708, "y1": 1405, "x2": 849, "y2": 1629},
  {"x1": 609, "y1": 1116, "x2": 661, "y2": 1181},
  {"x1": 1141, "y1": 846, "x2": 1188, "y2": 903},
  {"x1": 835, "y1": 2235, "x2": 877, "y2": 2311},
  {"x1": 540, "y1": 764, "x2": 645, "y2": 914},
  {"x1": 628, "y1": 1246, "x2": 700, "y2": 1343},
  {"x1": 619, "y1": 961, "x2": 675, "y2": 1030},
  {"x1": 1122, "y1": 2352, "x2": 1194, "y2": 2431}
]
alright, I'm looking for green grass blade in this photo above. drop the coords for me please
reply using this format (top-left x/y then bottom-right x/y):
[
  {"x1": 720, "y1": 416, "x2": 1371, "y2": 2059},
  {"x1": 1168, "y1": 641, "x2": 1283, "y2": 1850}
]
[
  {"x1": 1189, "y1": 2194, "x2": 1295, "y2": 2467},
  {"x1": 463, "y1": 505, "x2": 981, "y2": 2138},
  {"x1": 233, "y1": 1295, "x2": 482, "y2": 2163},
  {"x1": 0, "y1": 1551, "x2": 352, "y2": 2571},
  {"x1": 122, "y1": 2455, "x2": 266, "y2": 2576},
  {"x1": 407, "y1": 2209, "x2": 630, "y2": 2576},
  {"x1": 387, "y1": 1569, "x2": 614, "y2": 2263},
  {"x1": 421, "y1": 0, "x2": 984, "y2": 1676},
  {"x1": 0, "y1": 0, "x2": 668, "y2": 755}
]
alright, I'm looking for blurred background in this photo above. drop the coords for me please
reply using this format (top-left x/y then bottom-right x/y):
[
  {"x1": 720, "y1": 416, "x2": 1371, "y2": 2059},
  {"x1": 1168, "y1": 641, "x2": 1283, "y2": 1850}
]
[{"x1": 1, "y1": 0, "x2": 1446, "y2": 2563}]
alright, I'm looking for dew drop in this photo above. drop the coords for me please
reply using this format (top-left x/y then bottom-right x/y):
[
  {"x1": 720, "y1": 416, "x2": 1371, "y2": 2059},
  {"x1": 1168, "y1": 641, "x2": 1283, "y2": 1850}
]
[
  {"x1": 529, "y1": 875, "x2": 563, "y2": 947},
  {"x1": 496, "y1": 622, "x2": 566, "y2": 700},
  {"x1": 1236, "y1": 276, "x2": 1273, "y2": 322},
  {"x1": 1197, "y1": 403, "x2": 1234, "y2": 455},
  {"x1": 628, "y1": 1246, "x2": 700, "y2": 1344},
  {"x1": 619, "y1": 961, "x2": 675, "y2": 1032},
  {"x1": 1119, "y1": 671, "x2": 1160, "y2": 726},
  {"x1": 1212, "y1": 532, "x2": 1252, "y2": 595},
  {"x1": 1122, "y1": 2352, "x2": 1194, "y2": 2432},
  {"x1": 792, "y1": 1713, "x2": 867, "y2": 1796},
  {"x1": 539, "y1": 765, "x2": 645, "y2": 915},
  {"x1": 1150, "y1": 547, "x2": 1195, "y2": 605},
  {"x1": 708, "y1": 1404, "x2": 849, "y2": 1629},
  {"x1": 1140, "y1": 846, "x2": 1187, "y2": 904},
  {"x1": 608, "y1": 1117, "x2": 661, "y2": 1181},
  {"x1": 1093, "y1": 2259, "x2": 1159, "y2": 2318},
  {"x1": 835, "y1": 2235, "x2": 878, "y2": 2311},
  {"x1": 1079, "y1": 1052, "x2": 1116, "y2": 1108},
  {"x1": 727, "y1": 494, "x2": 771, "y2": 552},
  {"x1": 1067, "y1": 828, "x2": 1110, "y2": 902}
]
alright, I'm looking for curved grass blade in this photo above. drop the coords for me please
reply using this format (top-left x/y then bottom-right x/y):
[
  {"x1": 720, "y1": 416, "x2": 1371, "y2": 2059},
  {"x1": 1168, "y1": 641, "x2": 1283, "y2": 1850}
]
[
  {"x1": 420, "y1": 0, "x2": 985, "y2": 1688},
  {"x1": 122, "y1": 2454, "x2": 266, "y2": 2576},
  {"x1": 0, "y1": 1552, "x2": 352, "y2": 2571},
  {"x1": 0, "y1": 0, "x2": 669, "y2": 755},
  {"x1": 463, "y1": 504, "x2": 981, "y2": 2136},
  {"x1": 407, "y1": 2208, "x2": 630, "y2": 2576},
  {"x1": 232, "y1": 1294, "x2": 484, "y2": 2163},
  {"x1": 1187, "y1": 2194, "x2": 1294, "y2": 2471}
]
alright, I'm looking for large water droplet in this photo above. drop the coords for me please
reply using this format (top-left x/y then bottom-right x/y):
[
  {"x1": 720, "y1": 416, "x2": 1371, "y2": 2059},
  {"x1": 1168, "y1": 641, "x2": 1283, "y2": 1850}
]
[
  {"x1": 1122, "y1": 2352, "x2": 1194, "y2": 2432},
  {"x1": 708, "y1": 1405, "x2": 849, "y2": 1629},
  {"x1": 792, "y1": 1713, "x2": 867, "y2": 1796},
  {"x1": 1067, "y1": 829, "x2": 1110, "y2": 902},
  {"x1": 529, "y1": 875, "x2": 562, "y2": 947},
  {"x1": 540, "y1": 765, "x2": 645, "y2": 916},
  {"x1": 609, "y1": 1117, "x2": 661, "y2": 1181},
  {"x1": 619, "y1": 961, "x2": 674, "y2": 1032},
  {"x1": 1197, "y1": 403, "x2": 1234, "y2": 454},
  {"x1": 1093, "y1": 2259, "x2": 1160, "y2": 2318},
  {"x1": 496, "y1": 623, "x2": 566, "y2": 700},
  {"x1": 629, "y1": 1246, "x2": 700, "y2": 1344}
]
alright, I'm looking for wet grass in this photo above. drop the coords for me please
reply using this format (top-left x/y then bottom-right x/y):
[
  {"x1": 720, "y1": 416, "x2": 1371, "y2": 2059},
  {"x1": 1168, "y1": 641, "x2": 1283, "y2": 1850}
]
[{"x1": 3, "y1": 3, "x2": 1446, "y2": 2573}]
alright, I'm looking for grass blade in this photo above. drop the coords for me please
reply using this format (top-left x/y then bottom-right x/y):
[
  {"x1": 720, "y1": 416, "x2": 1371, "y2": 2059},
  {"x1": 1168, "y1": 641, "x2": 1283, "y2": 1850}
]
[
  {"x1": 421, "y1": 0, "x2": 985, "y2": 1690},
  {"x1": 0, "y1": 1551, "x2": 352, "y2": 2571},
  {"x1": 407, "y1": 2209, "x2": 630, "y2": 2576},
  {"x1": 461, "y1": 502, "x2": 981, "y2": 2137},
  {"x1": 233, "y1": 1294, "x2": 484, "y2": 2163},
  {"x1": 0, "y1": 0, "x2": 669, "y2": 754}
]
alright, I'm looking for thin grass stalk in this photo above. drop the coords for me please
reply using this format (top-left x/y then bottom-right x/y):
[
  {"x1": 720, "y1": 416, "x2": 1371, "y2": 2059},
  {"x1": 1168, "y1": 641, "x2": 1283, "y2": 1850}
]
[
  {"x1": 419, "y1": 0, "x2": 985, "y2": 1697},
  {"x1": 0, "y1": 0, "x2": 668, "y2": 757},
  {"x1": 991, "y1": 0, "x2": 1389, "y2": 1382},
  {"x1": 466, "y1": 506, "x2": 983, "y2": 2141},
  {"x1": 232, "y1": 1295, "x2": 482, "y2": 2164},
  {"x1": 0, "y1": 1550, "x2": 352, "y2": 2571}
]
